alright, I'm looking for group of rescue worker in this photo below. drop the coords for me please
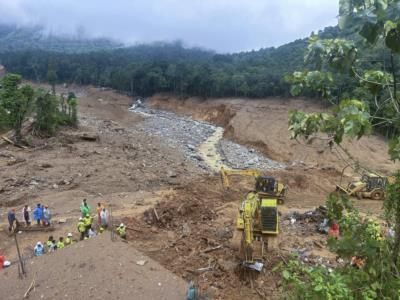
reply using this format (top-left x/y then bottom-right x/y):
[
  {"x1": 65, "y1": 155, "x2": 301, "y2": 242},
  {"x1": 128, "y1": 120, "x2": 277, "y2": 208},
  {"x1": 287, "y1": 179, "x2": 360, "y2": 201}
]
[
  {"x1": 77, "y1": 199, "x2": 126, "y2": 239},
  {"x1": 21, "y1": 198, "x2": 128, "y2": 258},
  {"x1": 7, "y1": 203, "x2": 52, "y2": 232},
  {"x1": 33, "y1": 233, "x2": 74, "y2": 256}
]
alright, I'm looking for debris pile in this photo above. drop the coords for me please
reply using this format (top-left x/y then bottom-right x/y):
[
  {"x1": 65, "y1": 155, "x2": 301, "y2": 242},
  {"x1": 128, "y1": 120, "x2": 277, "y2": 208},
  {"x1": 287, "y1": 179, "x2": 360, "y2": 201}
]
[
  {"x1": 287, "y1": 206, "x2": 328, "y2": 227},
  {"x1": 122, "y1": 179, "x2": 283, "y2": 299}
]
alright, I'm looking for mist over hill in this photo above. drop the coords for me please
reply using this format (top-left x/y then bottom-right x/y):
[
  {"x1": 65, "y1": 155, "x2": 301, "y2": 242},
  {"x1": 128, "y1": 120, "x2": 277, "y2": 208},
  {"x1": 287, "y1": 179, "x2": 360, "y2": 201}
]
[
  {"x1": 0, "y1": 23, "x2": 123, "y2": 53},
  {"x1": 0, "y1": 24, "x2": 345, "y2": 98}
]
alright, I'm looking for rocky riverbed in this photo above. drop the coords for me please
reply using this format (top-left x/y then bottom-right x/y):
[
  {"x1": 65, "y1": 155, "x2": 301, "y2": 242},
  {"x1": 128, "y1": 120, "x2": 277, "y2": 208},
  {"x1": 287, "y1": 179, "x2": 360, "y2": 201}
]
[{"x1": 129, "y1": 104, "x2": 285, "y2": 172}]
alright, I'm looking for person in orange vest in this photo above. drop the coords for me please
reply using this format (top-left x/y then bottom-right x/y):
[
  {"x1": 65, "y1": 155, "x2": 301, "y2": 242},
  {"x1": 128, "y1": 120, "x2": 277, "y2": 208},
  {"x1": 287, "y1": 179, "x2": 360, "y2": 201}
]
[
  {"x1": 328, "y1": 220, "x2": 340, "y2": 239},
  {"x1": 96, "y1": 202, "x2": 104, "y2": 225}
]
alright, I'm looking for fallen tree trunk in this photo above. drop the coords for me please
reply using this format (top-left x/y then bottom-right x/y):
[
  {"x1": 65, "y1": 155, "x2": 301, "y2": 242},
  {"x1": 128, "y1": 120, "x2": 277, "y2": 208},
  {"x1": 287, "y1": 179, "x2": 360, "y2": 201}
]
[{"x1": 1, "y1": 136, "x2": 28, "y2": 149}]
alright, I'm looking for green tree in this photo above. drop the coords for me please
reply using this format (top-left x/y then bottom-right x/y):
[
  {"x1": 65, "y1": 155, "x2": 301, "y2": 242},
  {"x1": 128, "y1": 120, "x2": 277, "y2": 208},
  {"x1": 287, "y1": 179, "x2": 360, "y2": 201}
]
[
  {"x1": 47, "y1": 62, "x2": 58, "y2": 95},
  {"x1": 283, "y1": 1, "x2": 400, "y2": 298},
  {"x1": 67, "y1": 93, "x2": 78, "y2": 126},
  {"x1": 34, "y1": 89, "x2": 59, "y2": 135},
  {"x1": 0, "y1": 74, "x2": 35, "y2": 142}
]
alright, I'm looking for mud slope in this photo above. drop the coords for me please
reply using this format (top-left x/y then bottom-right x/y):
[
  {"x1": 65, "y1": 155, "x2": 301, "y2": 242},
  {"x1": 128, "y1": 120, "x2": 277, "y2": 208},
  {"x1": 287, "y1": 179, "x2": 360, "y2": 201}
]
[
  {"x1": 149, "y1": 95, "x2": 399, "y2": 175},
  {"x1": 0, "y1": 234, "x2": 186, "y2": 300}
]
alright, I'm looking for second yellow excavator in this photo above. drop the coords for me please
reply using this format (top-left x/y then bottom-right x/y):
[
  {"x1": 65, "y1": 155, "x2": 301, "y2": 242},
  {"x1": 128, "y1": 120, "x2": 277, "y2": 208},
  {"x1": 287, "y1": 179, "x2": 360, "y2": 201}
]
[{"x1": 220, "y1": 167, "x2": 287, "y2": 264}]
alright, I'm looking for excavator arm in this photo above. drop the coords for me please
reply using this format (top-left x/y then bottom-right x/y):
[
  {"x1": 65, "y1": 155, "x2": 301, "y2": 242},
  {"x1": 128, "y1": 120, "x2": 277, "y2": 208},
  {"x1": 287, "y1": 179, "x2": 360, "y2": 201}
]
[{"x1": 220, "y1": 167, "x2": 262, "y2": 189}]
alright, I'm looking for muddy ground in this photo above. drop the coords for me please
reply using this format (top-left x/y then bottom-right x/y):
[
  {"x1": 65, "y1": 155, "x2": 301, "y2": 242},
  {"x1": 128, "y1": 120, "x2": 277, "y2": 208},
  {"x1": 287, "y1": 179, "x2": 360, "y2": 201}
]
[{"x1": 0, "y1": 86, "x2": 396, "y2": 299}]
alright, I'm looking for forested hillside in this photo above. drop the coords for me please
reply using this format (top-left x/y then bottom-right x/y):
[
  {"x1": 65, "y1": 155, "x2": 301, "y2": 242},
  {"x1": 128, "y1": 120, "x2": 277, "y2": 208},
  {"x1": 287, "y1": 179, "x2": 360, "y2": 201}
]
[
  {"x1": 0, "y1": 25, "x2": 346, "y2": 98},
  {"x1": 0, "y1": 24, "x2": 123, "y2": 53}
]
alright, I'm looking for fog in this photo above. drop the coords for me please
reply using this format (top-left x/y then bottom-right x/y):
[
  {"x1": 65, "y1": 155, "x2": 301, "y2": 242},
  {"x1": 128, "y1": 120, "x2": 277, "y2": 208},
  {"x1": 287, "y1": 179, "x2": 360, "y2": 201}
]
[{"x1": 0, "y1": 0, "x2": 338, "y2": 53}]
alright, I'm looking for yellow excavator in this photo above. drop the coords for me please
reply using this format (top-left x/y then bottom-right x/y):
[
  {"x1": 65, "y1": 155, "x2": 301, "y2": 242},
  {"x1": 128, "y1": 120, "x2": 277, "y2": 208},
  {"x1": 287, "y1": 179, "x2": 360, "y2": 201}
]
[
  {"x1": 220, "y1": 167, "x2": 286, "y2": 203},
  {"x1": 220, "y1": 167, "x2": 287, "y2": 264}
]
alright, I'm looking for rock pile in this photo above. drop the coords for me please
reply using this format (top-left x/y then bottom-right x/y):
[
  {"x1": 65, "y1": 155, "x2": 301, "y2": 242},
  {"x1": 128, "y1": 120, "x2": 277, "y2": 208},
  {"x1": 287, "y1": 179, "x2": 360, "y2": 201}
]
[{"x1": 130, "y1": 105, "x2": 285, "y2": 171}]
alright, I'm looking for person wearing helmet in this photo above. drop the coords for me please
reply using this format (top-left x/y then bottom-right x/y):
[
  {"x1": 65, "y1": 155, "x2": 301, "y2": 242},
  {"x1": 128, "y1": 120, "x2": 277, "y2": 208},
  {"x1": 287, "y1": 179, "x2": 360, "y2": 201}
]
[
  {"x1": 77, "y1": 217, "x2": 86, "y2": 240},
  {"x1": 34, "y1": 242, "x2": 44, "y2": 256},
  {"x1": 116, "y1": 223, "x2": 126, "y2": 239},
  {"x1": 46, "y1": 236, "x2": 54, "y2": 251},
  {"x1": 83, "y1": 213, "x2": 93, "y2": 237},
  {"x1": 57, "y1": 237, "x2": 65, "y2": 249},
  {"x1": 65, "y1": 233, "x2": 73, "y2": 245}
]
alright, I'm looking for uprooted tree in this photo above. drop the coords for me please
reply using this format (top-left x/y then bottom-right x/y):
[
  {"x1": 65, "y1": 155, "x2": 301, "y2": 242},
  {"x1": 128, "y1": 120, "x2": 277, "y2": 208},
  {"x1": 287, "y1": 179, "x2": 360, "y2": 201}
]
[{"x1": 283, "y1": 0, "x2": 400, "y2": 299}]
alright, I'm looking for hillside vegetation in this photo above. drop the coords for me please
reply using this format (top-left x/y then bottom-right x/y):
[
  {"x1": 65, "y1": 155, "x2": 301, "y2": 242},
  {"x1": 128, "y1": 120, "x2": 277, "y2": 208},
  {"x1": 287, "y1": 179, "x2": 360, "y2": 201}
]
[{"x1": 0, "y1": 26, "x2": 345, "y2": 98}]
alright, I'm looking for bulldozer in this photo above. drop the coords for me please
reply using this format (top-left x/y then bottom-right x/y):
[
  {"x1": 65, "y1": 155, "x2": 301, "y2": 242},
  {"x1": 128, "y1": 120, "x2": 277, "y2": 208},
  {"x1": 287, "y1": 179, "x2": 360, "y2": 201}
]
[
  {"x1": 336, "y1": 172, "x2": 394, "y2": 200},
  {"x1": 220, "y1": 167, "x2": 287, "y2": 264}
]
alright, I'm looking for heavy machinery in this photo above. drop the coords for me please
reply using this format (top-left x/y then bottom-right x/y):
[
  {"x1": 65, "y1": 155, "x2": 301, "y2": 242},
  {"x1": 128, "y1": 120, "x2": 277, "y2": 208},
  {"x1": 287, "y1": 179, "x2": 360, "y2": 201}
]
[
  {"x1": 220, "y1": 167, "x2": 287, "y2": 264},
  {"x1": 220, "y1": 167, "x2": 286, "y2": 203},
  {"x1": 336, "y1": 172, "x2": 394, "y2": 200}
]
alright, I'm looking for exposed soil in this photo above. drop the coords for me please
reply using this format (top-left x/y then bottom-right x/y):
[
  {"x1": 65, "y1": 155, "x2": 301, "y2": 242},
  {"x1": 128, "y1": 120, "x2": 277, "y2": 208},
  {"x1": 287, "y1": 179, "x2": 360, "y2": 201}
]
[
  {"x1": 0, "y1": 86, "x2": 396, "y2": 299},
  {"x1": 0, "y1": 234, "x2": 186, "y2": 300},
  {"x1": 149, "y1": 95, "x2": 398, "y2": 174},
  {"x1": 149, "y1": 95, "x2": 399, "y2": 213}
]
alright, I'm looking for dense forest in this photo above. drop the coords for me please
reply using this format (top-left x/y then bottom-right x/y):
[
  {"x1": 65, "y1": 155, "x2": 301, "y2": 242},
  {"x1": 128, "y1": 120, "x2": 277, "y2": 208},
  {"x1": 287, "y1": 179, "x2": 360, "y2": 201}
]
[
  {"x1": 0, "y1": 24, "x2": 394, "y2": 99},
  {"x1": 0, "y1": 25, "x2": 349, "y2": 98}
]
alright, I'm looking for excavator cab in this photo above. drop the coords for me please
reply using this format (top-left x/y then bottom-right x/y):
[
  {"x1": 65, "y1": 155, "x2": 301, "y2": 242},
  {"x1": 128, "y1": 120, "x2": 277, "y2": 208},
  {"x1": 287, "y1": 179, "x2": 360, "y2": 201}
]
[
  {"x1": 337, "y1": 172, "x2": 392, "y2": 200},
  {"x1": 362, "y1": 174, "x2": 386, "y2": 190},
  {"x1": 255, "y1": 176, "x2": 275, "y2": 194},
  {"x1": 255, "y1": 176, "x2": 286, "y2": 204}
]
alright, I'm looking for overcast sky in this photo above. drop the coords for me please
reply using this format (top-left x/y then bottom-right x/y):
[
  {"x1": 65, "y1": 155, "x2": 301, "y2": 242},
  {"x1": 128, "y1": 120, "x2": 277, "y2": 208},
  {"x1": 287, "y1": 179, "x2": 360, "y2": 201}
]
[{"x1": 0, "y1": 0, "x2": 338, "y2": 53}]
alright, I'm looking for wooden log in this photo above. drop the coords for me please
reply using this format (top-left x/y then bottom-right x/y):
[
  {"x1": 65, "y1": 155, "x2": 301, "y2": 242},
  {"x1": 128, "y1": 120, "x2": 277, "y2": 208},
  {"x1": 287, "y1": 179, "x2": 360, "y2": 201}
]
[
  {"x1": 79, "y1": 133, "x2": 99, "y2": 141},
  {"x1": 202, "y1": 245, "x2": 223, "y2": 253},
  {"x1": 1, "y1": 136, "x2": 27, "y2": 149},
  {"x1": 23, "y1": 278, "x2": 35, "y2": 298},
  {"x1": 153, "y1": 208, "x2": 160, "y2": 221}
]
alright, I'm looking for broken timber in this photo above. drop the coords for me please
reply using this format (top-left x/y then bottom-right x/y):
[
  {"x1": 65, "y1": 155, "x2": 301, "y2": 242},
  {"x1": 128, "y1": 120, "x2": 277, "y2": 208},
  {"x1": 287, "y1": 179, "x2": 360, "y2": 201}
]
[{"x1": 1, "y1": 136, "x2": 28, "y2": 149}]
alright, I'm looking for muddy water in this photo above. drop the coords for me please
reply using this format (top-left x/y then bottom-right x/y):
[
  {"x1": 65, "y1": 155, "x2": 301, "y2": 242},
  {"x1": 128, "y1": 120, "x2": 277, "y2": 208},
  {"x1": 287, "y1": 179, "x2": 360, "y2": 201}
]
[{"x1": 198, "y1": 127, "x2": 230, "y2": 172}]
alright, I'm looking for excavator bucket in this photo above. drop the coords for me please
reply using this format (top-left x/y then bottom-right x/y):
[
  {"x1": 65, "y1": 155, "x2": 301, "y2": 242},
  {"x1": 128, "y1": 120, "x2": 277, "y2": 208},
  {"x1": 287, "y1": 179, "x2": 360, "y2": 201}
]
[{"x1": 335, "y1": 184, "x2": 351, "y2": 195}]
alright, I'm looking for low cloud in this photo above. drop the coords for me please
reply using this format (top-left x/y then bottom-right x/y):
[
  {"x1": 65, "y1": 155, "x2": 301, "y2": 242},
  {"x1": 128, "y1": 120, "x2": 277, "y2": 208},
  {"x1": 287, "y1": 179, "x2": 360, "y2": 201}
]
[{"x1": 0, "y1": 0, "x2": 338, "y2": 52}]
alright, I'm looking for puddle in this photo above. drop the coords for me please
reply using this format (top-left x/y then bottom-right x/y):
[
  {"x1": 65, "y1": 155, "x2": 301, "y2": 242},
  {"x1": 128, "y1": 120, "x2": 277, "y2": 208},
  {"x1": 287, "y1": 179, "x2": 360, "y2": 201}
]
[{"x1": 198, "y1": 127, "x2": 229, "y2": 172}]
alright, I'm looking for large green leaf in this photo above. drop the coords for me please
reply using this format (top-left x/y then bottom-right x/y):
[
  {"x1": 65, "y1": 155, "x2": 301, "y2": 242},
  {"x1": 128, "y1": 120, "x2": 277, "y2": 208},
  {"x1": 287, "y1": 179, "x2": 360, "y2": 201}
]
[
  {"x1": 389, "y1": 137, "x2": 400, "y2": 160},
  {"x1": 385, "y1": 27, "x2": 400, "y2": 53},
  {"x1": 359, "y1": 21, "x2": 382, "y2": 44},
  {"x1": 290, "y1": 84, "x2": 303, "y2": 96}
]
